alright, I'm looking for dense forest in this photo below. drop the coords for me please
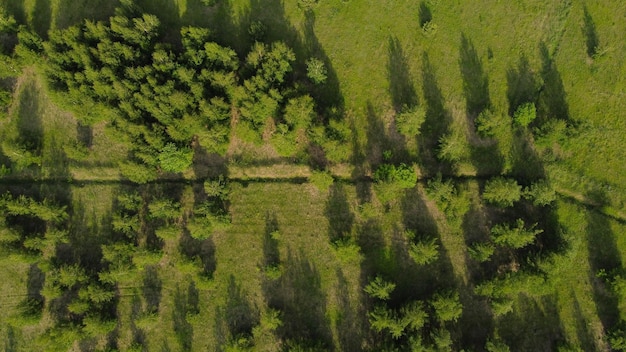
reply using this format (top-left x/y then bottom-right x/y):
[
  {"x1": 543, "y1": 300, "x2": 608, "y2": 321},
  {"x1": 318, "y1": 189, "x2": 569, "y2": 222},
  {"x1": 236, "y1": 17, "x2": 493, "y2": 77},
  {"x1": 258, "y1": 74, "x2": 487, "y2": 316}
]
[{"x1": 1, "y1": 0, "x2": 626, "y2": 351}]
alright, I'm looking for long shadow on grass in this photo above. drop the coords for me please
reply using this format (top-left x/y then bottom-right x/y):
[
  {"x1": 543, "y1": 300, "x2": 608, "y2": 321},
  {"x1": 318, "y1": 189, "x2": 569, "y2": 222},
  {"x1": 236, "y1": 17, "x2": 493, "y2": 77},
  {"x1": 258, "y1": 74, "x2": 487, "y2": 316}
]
[
  {"x1": 18, "y1": 263, "x2": 45, "y2": 317},
  {"x1": 537, "y1": 42, "x2": 570, "y2": 126},
  {"x1": 325, "y1": 183, "x2": 354, "y2": 244},
  {"x1": 458, "y1": 33, "x2": 504, "y2": 175},
  {"x1": 269, "y1": 249, "x2": 333, "y2": 349},
  {"x1": 506, "y1": 55, "x2": 540, "y2": 117},
  {"x1": 497, "y1": 294, "x2": 566, "y2": 351},
  {"x1": 53, "y1": 0, "x2": 119, "y2": 30},
  {"x1": 582, "y1": 5, "x2": 599, "y2": 58},
  {"x1": 31, "y1": 0, "x2": 51, "y2": 38},
  {"x1": 459, "y1": 33, "x2": 489, "y2": 117},
  {"x1": 586, "y1": 195, "x2": 621, "y2": 334},
  {"x1": 220, "y1": 275, "x2": 259, "y2": 341},
  {"x1": 141, "y1": 265, "x2": 162, "y2": 314},
  {"x1": 263, "y1": 211, "x2": 280, "y2": 268},
  {"x1": 173, "y1": 285, "x2": 194, "y2": 351},
  {"x1": 335, "y1": 268, "x2": 365, "y2": 351},
  {"x1": 179, "y1": 229, "x2": 217, "y2": 279},
  {"x1": 572, "y1": 291, "x2": 599, "y2": 351},
  {"x1": 420, "y1": 52, "x2": 453, "y2": 175},
  {"x1": 303, "y1": 11, "x2": 344, "y2": 114},
  {"x1": 387, "y1": 36, "x2": 418, "y2": 112}
]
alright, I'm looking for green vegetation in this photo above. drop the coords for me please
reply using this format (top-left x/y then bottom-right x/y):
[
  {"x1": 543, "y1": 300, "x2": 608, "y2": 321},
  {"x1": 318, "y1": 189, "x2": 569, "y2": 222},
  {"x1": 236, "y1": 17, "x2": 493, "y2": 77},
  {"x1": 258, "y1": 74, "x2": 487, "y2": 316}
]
[{"x1": 1, "y1": 0, "x2": 626, "y2": 351}]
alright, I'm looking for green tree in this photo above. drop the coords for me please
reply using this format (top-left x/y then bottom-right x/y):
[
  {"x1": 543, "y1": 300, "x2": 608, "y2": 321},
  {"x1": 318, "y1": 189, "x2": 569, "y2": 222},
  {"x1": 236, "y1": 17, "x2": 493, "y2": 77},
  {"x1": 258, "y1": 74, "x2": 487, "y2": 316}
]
[
  {"x1": 513, "y1": 102, "x2": 536, "y2": 127},
  {"x1": 409, "y1": 238, "x2": 439, "y2": 265},
  {"x1": 306, "y1": 57, "x2": 327, "y2": 84},
  {"x1": 395, "y1": 105, "x2": 426, "y2": 137},
  {"x1": 365, "y1": 276, "x2": 396, "y2": 301},
  {"x1": 491, "y1": 219, "x2": 543, "y2": 249},
  {"x1": 430, "y1": 291, "x2": 463, "y2": 323},
  {"x1": 158, "y1": 143, "x2": 193, "y2": 173},
  {"x1": 483, "y1": 177, "x2": 522, "y2": 207},
  {"x1": 524, "y1": 180, "x2": 556, "y2": 206}
]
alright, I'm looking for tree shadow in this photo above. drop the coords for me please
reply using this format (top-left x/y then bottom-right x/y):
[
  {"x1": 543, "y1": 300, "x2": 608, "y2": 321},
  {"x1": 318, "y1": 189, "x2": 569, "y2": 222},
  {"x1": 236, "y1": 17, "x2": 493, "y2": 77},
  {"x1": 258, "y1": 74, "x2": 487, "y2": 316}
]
[
  {"x1": 222, "y1": 275, "x2": 259, "y2": 338},
  {"x1": 172, "y1": 285, "x2": 193, "y2": 351},
  {"x1": 572, "y1": 291, "x2": 598, "y2": 351},
  {"x1": 270, "y1": 249, "x2": 333, "y2": 348},
  {"x1": 18, "y1": 263, "x2": 45, "y2": 317},
  {"x1": 537, "y1": 42, "x2": 570, "y2": 125},
  {"x1": 420, "y1": 52, "x2": 453, "y2": 174},
  {"x1": 141, "y1": 265, "x2": 162, "y2": 314},
  {"x1": 586, "y1": 196, "x2": 621, "y2": 333},
  {"x1": 2, "y1": 0, "x2": 27, "y2": 25},
  {"x1": 179, "y1": 229, "x2": 217, "y2": 278},
  {"x1": 582, "y1": 5, "x2": 599, "y2": 57},
  {"x1": 31, "y1": 0, "x2": 52, "y2": 39},
  {"x1": 263, "y1": 211, "x2": 280, "y2": 268},
  {"x1": 14, "y1": 78, "x2": 43, "y2": 155},
  {"x1": 324, "y1": 182, "x2": 354, "y2": 244},
  {"x1": 4, "y1": 324, "x2": 18, "y2": 352},
  {"x1": 497, "y1": 294, "x2": 566, "y2": 351},
  {"x1": 303, "y1": 11, "x2": 344, "y2": 114},
  {"x1": 76, "y1": 123, "x2": 93, "y2": 149},
  {"x1": 192, "y1": 144, "x2": 227, "y2": 180},
  {"x1": 53, "y1": 0, "x2": 119, "y2": 30},
  {"x1": 506, "y1": 55, "x2": 539, "y2": 116},
  {"x1": 387, "y1": 36, "x2": 418, "y2": 112},
  {"x1": 418, "y1": 1, "x2": 432, "y2": 27},
  {"x1": 459, "y1": 33, "x2": 490, "y2": 116},
  {"x1": 335, "y1": 268, "x2": 365, "y2": 351}
]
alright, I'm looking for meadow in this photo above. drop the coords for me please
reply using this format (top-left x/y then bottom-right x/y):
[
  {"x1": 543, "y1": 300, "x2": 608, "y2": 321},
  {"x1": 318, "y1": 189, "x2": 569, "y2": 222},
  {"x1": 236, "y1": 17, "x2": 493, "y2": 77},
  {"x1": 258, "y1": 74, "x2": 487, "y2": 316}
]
[{"x1": 1, "y1": 0, "x2": 626, "y2": 351}]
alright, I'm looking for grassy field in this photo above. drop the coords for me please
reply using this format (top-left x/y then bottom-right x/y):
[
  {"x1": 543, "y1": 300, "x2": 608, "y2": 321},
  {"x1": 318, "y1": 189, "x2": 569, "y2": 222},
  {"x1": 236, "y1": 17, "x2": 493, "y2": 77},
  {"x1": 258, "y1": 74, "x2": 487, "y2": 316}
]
[{"x1": 1, "y1": 0, "x2": 626, "y2": 351}]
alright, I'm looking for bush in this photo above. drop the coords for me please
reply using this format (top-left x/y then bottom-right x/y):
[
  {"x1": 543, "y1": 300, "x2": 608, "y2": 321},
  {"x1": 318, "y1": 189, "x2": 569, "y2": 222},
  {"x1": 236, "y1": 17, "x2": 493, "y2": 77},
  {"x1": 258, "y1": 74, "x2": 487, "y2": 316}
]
[{"x1": 483, "y1": 177, "x2": 522, "y2": 207}]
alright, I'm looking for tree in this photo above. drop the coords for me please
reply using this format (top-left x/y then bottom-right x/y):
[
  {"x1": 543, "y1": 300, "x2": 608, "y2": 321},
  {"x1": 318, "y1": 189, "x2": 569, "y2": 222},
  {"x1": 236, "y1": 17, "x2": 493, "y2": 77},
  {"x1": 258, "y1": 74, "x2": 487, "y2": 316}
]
[
  {"x1": 513, "y1": 102, "x2": 536, "y2": 127},
  {"x1": 491, "y1": 219, "x2": 543, "y2": 249},
  {"x1": 158, "y1": 143, "x2": 193, "y2": 173},
  {"x1": 409, "y1": 238, "x2": 439, "y2": 265},
  {"x1": 482, "y1": 177, "x2": 522, "y2": 207},
  {"x1": 306, "y1": 58, "x2": 327, "y2": 84},
  {"x1": 431, "y1": 291, "x2": 463, "y2": 323},
  {"x1": 395, "y1": 105, "x2": 425, "y2": 137},
  {"x1": 524, "y1": 180, "x2": 556, "y2": 206},
  {"x1": 365, "y1": 276, "x2": 396, "y2": 301}
]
